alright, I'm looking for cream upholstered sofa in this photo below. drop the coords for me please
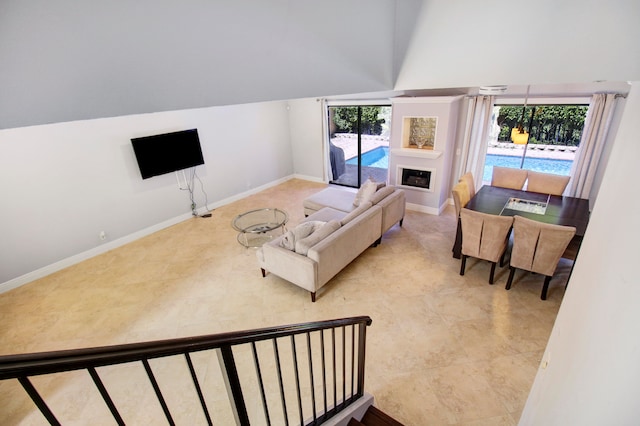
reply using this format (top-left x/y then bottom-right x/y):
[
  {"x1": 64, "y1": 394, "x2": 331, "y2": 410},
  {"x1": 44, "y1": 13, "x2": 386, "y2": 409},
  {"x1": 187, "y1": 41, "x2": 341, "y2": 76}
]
[
  {"x1": 256, "y1": 183, "x2": 405, "y2": 302},
  {"x1": 302, "y1": 184, "x2": 405, "y2": 236}
]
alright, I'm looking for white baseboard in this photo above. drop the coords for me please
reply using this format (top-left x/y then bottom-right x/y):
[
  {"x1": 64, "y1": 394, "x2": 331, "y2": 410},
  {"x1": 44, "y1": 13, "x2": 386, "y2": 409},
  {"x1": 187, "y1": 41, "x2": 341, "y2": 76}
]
[
  {"x1": 406, "y1": 202, "x2": 440, "y2": 215},
  {"x1": 292, "y1": 173, "x2": 325, "y2": 183},
  {"x1": 0, "y1": 213, "x2": 192, "y2": 294},
  {"x1": 0, "y1": 175, "x2": 300, "y2": 294}
]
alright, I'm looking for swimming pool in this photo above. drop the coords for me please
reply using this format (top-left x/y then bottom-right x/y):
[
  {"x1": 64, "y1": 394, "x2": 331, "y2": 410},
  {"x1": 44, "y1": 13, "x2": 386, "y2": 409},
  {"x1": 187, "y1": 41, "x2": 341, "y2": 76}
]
[
  {"x1": 346, "y1": 146, "x2": 389, "y2": 168},
  {"x1": 347, "y1": 149, "x2": 571, "y2": 182},
  {"x1": 483, "y1": 154, "x2": 573, "y2": 182}
]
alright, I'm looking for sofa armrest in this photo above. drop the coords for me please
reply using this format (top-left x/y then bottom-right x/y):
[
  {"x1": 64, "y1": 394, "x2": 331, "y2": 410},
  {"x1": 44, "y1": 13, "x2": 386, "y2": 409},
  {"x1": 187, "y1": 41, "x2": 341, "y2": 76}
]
[
  {"x1": 377, "y1": 189, "x2": 406, "y2": 234},
  {"x1": 307, "y1": 206, "x2": 382, "y2": 287},
  {"x1": 260, "y1": 241, "x2": 318, "y2": 293}
]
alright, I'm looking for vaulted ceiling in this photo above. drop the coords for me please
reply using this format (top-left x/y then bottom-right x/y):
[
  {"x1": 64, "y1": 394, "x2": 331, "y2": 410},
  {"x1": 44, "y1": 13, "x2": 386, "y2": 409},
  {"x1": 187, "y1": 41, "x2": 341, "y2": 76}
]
[
  {"x1": 0, "y1": 1, "x2": 421, "y2": 128},
  {"x1": 1, "y1": 0, "x2": 638, "y2": 129}
]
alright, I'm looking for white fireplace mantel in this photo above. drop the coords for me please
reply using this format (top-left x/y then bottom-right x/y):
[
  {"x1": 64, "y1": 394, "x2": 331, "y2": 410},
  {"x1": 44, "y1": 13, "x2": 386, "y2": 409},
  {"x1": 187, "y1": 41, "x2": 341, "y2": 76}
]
[{"x1": 390, "y1": 148, "x2": 443, "y2": 159}]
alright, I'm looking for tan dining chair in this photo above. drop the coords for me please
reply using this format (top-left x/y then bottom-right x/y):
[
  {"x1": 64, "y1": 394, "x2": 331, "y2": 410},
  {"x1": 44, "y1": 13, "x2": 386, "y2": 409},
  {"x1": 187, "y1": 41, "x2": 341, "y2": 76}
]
[
  {"x1": 452, "y1": 181, "x2": 471, "y2": 218},
  {"x1": 526, "y1": 170, "x2": 571, "y2": 196},
  {"x1": 491, "y1": 166, "x2": 528, "y2": 190},
  {"x1": 459, "y1": 208, "x2": 514, "y2": 284},
  {"x1": 459, "y1": 172, "x2": 476, "y2": 199},
  {"x1": 505, "y1": 215, "x2": 576, "y2": 300}
]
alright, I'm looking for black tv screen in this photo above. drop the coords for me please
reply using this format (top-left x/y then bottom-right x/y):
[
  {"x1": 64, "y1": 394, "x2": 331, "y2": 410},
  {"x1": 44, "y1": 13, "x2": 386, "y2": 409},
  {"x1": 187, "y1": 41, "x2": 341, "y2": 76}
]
[{"x1": 131, "y1": 129, "x2": 205, "y2": 179}]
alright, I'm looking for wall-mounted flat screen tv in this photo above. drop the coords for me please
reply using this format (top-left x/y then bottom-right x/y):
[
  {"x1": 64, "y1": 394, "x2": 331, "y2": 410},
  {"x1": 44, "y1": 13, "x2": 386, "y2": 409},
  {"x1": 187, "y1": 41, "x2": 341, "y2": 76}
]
[{"x1": 131, "y1": 129, "x2": 204, "y2": 179}]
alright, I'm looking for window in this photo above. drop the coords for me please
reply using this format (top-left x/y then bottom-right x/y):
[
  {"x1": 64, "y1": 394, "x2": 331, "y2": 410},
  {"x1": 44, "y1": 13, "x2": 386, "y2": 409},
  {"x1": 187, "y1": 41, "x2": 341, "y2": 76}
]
[{"x1": 483, "y1": 103, "x2": 589, "y2": 183}]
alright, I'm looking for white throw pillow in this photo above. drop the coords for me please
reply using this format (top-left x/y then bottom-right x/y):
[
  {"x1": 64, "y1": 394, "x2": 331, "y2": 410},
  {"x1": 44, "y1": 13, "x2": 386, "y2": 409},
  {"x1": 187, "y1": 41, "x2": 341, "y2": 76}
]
[
  {"x1": 353, "y1": 178, "x2": 378, "y2": 207},
  {"x1": 370, "y1": 185, "x2": 395, "y2": 205},
  {"x1": 294, "y1": 220, "x2": 341, "y2": 255},
  {"x1": 280, "y1": 221, "x2": 325, "y2": 251}
]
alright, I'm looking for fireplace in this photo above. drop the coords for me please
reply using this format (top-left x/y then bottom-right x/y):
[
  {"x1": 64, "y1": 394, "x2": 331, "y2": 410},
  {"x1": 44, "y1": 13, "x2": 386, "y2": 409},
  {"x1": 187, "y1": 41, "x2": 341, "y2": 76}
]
[{"x1": 397, "y1": 166, "x2": 434, "y2": 192}]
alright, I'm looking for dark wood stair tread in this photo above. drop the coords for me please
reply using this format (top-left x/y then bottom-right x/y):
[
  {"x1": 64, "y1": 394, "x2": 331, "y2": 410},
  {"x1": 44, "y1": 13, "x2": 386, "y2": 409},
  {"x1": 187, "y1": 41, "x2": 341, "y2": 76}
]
[{"x1": 352, "y1": 405, "x2": 404, "y2": 426}]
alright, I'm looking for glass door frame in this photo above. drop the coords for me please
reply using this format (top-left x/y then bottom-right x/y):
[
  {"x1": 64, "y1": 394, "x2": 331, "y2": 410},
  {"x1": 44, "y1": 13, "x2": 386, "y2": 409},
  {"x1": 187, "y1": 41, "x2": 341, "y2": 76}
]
[
  {"x1": 483, "y1": 96, "x2": 590, "y2": 184},
  {"x1": 324, "y1": 100, "x2": 392, "y2": 188}
]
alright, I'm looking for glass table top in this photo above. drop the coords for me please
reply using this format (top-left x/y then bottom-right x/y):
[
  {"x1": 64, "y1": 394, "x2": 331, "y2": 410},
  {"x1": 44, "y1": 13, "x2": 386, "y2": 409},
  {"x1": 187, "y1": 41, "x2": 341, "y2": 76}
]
[{"x1": 501, "y1": 195, "x2": 550, "y2": 215}]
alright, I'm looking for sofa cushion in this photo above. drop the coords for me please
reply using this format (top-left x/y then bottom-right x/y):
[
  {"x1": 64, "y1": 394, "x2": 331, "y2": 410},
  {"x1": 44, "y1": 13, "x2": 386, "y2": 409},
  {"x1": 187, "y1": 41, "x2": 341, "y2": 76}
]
[
  {"x1": 353, "y1": 178, "x2": 378, "y2": 207},
  {"x1": 303, "y1": 207, "x2": 346, "y2": 223},
  {"x1": 370, "y1": 185, "x2": 395, "y2": 205},
  {"x1": 280, "y1": 221, "x2": 326, "y2": 251},
  {"x1": 294, "y1": 220, "x2": 341, "y2": 255},
  {"x1": 340, "y1": 201, "x2": 372, "y2": 226},
  {"x1": 303, "y1": 187, "x2": 358, "y2": 213}
]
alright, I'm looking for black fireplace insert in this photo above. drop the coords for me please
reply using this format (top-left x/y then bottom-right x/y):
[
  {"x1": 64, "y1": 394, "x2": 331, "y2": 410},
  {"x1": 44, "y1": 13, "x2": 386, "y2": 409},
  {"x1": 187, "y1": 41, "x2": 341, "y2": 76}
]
[{"x1": 401, "y1": 168, "x2": 432, "y2": 189}]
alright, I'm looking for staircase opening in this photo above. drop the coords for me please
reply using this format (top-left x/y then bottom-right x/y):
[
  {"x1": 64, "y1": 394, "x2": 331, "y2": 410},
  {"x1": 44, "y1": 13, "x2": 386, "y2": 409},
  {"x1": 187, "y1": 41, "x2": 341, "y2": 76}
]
[{"x1": 0, "y1": 317, "x2": 392, "y2": 425}]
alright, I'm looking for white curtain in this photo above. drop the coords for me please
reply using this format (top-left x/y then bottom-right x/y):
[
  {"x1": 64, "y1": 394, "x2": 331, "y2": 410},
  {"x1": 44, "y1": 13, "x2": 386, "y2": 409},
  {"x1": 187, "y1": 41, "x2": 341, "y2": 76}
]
[
  {"x1": 568, "y1": 93, "x2": 619, "y2": 199},
  {"x1": 459, "y1": 95, "x2": 495, "y2": 192}
]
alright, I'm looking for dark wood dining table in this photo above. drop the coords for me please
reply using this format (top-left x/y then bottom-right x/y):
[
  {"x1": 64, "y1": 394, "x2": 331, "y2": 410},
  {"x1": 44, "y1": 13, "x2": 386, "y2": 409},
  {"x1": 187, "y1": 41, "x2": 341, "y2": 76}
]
[{"x1": 452, "y1": 185, "x2": 590, "y2": 259}]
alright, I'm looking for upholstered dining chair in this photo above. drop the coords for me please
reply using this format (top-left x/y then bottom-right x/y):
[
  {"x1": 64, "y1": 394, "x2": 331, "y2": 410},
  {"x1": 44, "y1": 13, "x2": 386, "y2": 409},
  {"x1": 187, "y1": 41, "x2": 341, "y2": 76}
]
[
  {"x1": 452, "y1": 181, "x2": 471, "y2": 218},
  {"x1": 459, "y1": 208, "x2": 514, "y2": 284},
  {"x1": 459, "y1": 172, "x2": 476, "y2": 199},
  {"x1": 491, "y1": 166, "x2": 528, "y2": 190},
  {"x1": 506, "y1": 215, "x2": 576, "y2": 300},
  {"x1": 526, "y1": 170, "x2": 571, "y2": 196}
]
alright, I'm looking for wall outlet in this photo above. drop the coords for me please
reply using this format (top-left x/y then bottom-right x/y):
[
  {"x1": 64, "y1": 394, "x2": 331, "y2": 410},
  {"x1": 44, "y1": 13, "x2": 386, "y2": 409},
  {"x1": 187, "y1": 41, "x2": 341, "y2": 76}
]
[
  {"x1": 99, "y1": 231, "x2": 106, "y2": 241},
  {"x1": 541, "y1": 351, "x2": 551, "y2": 369}
]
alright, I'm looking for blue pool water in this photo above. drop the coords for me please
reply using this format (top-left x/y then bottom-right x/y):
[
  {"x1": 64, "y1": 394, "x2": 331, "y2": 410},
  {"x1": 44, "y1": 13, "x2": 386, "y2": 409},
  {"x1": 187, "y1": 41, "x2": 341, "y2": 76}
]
[
  {"x1": 483, "y1": 154, "x2": 572, "y2": 182},
  {"x1": 347, "y1": 149, "x2": 571, "y2": 181},
  {"x1": 346, "y1": 146, "x2": 389, "y2": 168}
]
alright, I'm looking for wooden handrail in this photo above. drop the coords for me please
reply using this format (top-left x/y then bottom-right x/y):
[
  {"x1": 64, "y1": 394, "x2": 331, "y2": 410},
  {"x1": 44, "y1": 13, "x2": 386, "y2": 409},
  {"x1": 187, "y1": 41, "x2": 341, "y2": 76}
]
[
  {"x1": 0, "y1": 316, "x2": 372, "y2": 379},
  {"x1": 0, "y1": 316, "x2": 372, "y2": 425}
]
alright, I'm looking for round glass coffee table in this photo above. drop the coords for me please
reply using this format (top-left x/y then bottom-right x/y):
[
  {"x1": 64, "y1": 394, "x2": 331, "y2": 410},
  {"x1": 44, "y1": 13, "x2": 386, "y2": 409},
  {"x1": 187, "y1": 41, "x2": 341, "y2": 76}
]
[{"x1": 232, "y1": 208, "x2": 289, "y2": 248}]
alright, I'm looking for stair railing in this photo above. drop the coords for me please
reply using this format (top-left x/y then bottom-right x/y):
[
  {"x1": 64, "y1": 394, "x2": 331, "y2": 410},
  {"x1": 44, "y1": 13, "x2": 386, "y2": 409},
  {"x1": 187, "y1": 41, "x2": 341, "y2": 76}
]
[{"x1": 0, "y1": 316, "x2": 372, "y2": 425}]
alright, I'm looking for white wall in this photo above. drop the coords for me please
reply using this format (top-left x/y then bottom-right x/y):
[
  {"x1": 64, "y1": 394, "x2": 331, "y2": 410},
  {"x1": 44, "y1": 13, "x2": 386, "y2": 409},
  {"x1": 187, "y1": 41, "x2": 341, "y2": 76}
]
[
  {"x1": 288, "y1": 98, "x2": 326, "y2": 181},
  {"x1": 519, "y1": 82, "x2": 640, "y2": 424},
  {"x1": 0, "y1": 101, "x2": 293, "y2": 287}
]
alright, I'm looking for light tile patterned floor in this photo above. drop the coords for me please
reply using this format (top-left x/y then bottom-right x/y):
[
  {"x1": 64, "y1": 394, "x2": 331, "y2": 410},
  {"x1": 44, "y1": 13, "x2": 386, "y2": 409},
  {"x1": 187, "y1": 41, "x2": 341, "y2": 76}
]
[{"x1": 0, "y1": 179, "x2": 571, "y2": 425}]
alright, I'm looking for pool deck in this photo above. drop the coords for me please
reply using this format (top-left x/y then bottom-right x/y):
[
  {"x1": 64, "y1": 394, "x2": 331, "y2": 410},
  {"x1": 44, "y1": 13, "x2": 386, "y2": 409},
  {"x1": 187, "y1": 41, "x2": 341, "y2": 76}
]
[{"x1": 487, "y1": 142, "x2": 577, "y2": 160}]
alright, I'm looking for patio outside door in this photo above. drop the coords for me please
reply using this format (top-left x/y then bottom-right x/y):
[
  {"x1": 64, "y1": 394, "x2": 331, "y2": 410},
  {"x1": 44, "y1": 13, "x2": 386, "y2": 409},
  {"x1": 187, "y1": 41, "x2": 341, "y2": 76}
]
[{"x1": 327, "y1": 105, "x2": 391, "y2": 188}]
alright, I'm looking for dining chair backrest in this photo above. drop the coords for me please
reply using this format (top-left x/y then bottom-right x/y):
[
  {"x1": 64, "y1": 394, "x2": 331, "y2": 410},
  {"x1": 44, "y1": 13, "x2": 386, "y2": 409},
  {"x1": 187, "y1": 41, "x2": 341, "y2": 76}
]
[
  {"x1": 459, "y1": 172, "x2": 476, "y2": 199},
  {"x1": 526, "y1": 170, "x2": 571, "y2": 196},
  {"x1": 510, "y1": 215, "x2": 576, "y2": 276},
  {"x1": 491, "y1": 166, "x2": 528, "y2": 190},
  {"x1": 452, "y1": 181, "x2": 470, "y2": 218},
  {"x1": 460, "y1": 208, "x2": 514, "y2": 263}
]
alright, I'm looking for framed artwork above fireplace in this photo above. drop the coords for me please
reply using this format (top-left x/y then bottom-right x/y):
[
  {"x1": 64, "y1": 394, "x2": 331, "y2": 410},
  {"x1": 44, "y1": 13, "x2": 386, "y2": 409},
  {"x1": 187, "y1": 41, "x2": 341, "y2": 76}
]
[{"x1": 401, "y1": 116, "x2": 438, "y2": 150}]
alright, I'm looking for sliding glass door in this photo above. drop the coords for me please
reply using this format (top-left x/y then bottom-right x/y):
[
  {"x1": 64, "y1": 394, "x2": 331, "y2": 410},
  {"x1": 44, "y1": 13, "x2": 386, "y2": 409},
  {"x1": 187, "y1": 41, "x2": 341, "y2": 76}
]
[
  {"x1": 327, "y1": 104, "x2": 391, "y2": 188},
  {"x1": 482, "y1": 103, "x2": 588, "y2": 184}
]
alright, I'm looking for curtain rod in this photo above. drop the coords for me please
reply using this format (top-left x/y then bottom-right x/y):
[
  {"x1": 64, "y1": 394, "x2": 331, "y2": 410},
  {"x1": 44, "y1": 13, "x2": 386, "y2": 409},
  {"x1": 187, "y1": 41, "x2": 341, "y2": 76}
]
[{"x1": 466, "y1": 92, "x2": 627, "y2": 99}]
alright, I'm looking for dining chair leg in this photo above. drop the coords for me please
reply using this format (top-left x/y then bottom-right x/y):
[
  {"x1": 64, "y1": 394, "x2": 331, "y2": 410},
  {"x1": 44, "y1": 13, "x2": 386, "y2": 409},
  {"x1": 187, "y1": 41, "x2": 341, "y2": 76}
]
[
  {"x1": 489, "y1": 262, "x2": 497, "y2": 284},
  {"x1": 505, "y1": 267, "x2": 516, "y2": 290},
  {"x1": 460, "y1": 255, "x2": 467, "y2": 276},
  {"x1": 499, "y1": 250, "x2": 507, "y2": 267},
  {"x1": 541, "y1": 276, "x2": 552, "y2": 300}
]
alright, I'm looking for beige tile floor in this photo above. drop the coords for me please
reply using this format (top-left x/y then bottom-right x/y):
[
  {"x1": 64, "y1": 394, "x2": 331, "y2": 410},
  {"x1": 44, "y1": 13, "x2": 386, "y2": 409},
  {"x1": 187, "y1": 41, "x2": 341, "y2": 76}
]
[{"x1": 0, "y1": 179, "x2": 572, "y2": 425}]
